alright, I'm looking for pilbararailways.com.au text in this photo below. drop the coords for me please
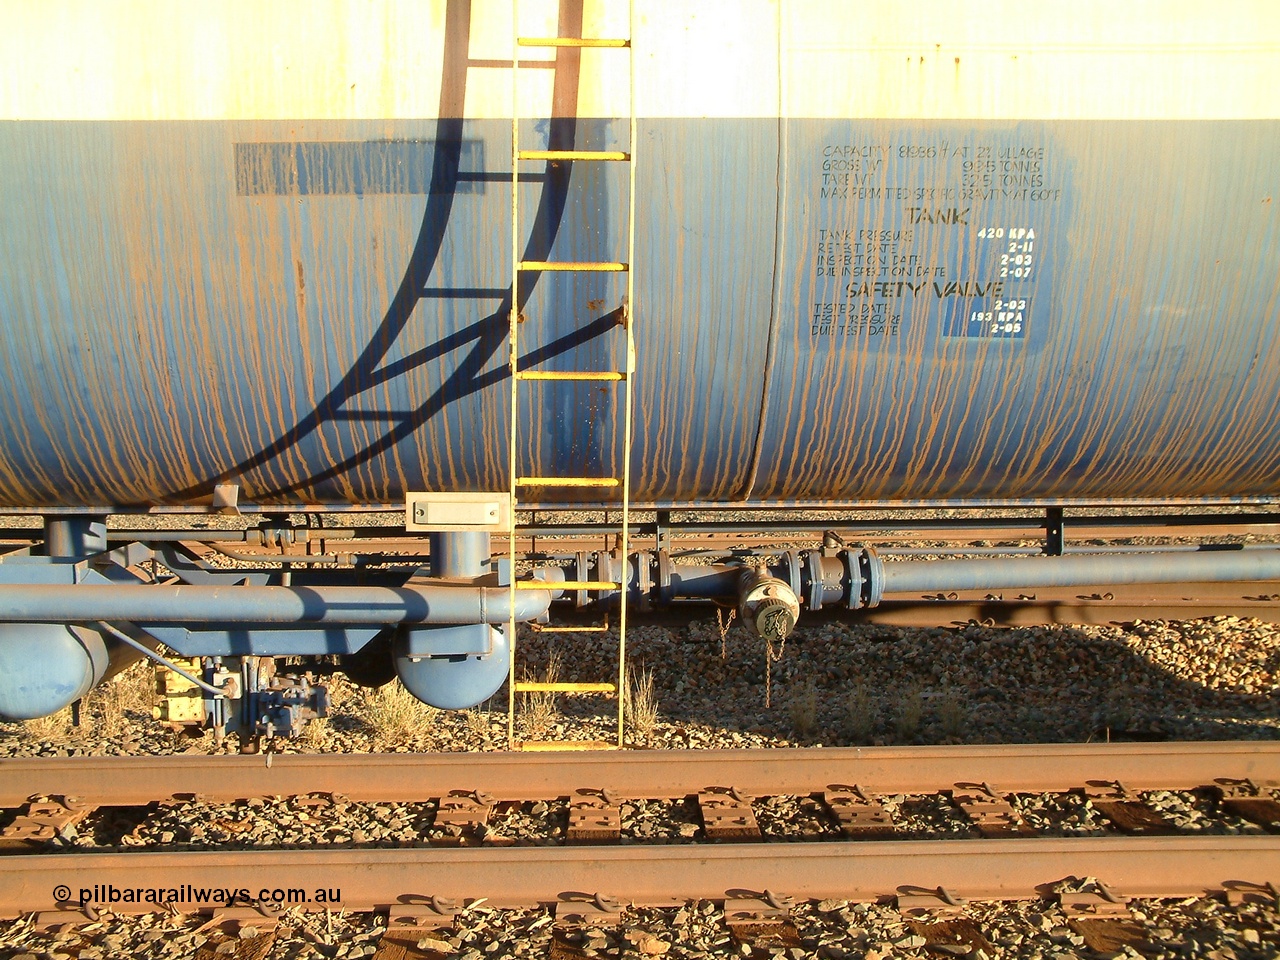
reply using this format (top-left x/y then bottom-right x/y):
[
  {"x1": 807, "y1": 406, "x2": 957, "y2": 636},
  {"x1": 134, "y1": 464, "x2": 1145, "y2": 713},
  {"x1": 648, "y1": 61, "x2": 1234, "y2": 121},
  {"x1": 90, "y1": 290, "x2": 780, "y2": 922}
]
[{"x1": 60, "y1": 884, "x2": 342, "y2": 906}]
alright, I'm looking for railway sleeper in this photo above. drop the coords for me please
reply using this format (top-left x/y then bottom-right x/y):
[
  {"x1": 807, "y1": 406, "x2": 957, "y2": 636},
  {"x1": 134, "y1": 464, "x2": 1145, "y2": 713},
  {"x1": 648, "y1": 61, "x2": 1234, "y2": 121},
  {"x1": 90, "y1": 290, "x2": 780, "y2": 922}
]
[{"x1": 1084, "y1": 781, "x2": 1178, "y2": 835}]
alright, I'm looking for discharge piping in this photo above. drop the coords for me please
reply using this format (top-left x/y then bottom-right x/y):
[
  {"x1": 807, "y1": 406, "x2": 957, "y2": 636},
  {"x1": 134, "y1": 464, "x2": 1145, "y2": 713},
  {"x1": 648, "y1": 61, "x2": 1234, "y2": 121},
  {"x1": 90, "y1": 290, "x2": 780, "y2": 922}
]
[
  {"x1": 874, "y1": 548, "x2": 1280, "y2": 598},
  {"x1": 0, "y1": 582, "x2": 553, "y2": 625}
]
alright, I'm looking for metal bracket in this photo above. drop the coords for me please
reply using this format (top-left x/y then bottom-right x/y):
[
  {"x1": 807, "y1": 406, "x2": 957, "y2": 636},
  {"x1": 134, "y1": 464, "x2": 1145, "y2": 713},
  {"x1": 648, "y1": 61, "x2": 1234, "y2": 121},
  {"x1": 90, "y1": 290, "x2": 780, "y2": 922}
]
[
  {"x1": 387, "y1": 895, "x2": 460, "y2": 931},
  {"x1": 1224, "y1": 881, "x2": 1280, "y2": 907},
  {"x1": 555, "y1": 892, "x2": 623, "y2": 927},
  {"x1": 951, "y1": 782, "x2": 1035, "y2": 837},
  {"x1": 897, "y1": 886, "x2": 967, "y2": 918},
  {"x1": 431, "y1": 790, "x2": 494, "y2": 845},
  {"x1": 725, "y1": 890, "x2": 792, "y2": 923},
  {"x1": 567, "y1": 788, "x2": 622, "y2": 844},
  {"x1": 698, "y1": 787, "x2": 761, "y2": 841},
  {"x1": 212, "y1": 483, "x2": 241, "y2": 517},
  {"x1": 194, "y1": 904, "x2": 283, "y2": 932},
  {"x1": 839, "y1": 548, "x2": 863, "y2": 610},
  {"x1": 856, "y1": 546, "x2": 884, "y2": 607},
  {"x1": 1044, "y1": 506, "x2": 1065, "y2": 556},
  {"x1": 27, "y1": 907, "x2": 101, "y2": 931},
  {"x1": 406, "y1": 492, "x2": 509, "y2": 532},
  {"x1": 823, "y1": 784, "x2": 895, "y2": 838},
  {"x1": 633, "y1": 551, "x2": 652, "y2": 611},
  {"x1": 573, "y1": 551, "x2": 591, "y2": 608},
  {"x1": 804, "y1": 549, "x2": 824, "y2": 611},
  {"x1": 784, "y1": 550, "x2": 803, "y2": 605},
  {"x1": 1058, "y1": 885, "x2": 1131, "y2": 919},
  {"x1": 0, "y1": 796, "x2": 94, "y2": 848},
  {"x1": 725, "y1": 892, "x2": 800, "y2": 950}
]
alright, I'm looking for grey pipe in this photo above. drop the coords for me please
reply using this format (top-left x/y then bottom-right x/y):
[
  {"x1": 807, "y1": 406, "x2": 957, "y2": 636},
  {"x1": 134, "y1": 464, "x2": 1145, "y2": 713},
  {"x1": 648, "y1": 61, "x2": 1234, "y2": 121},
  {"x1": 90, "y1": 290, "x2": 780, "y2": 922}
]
[
  {"x1": 428, "y1": 532, "x2": 490, "y2": 579},
  {"x1": 876, "y1": 548, "x2": 1280, "y2": 596},
  {"x1": 44, "y1": 515, "x2": 108, "y2": 558},
  {"x1": 0, "y1": 582, "x2": 553, "y2": 625}
]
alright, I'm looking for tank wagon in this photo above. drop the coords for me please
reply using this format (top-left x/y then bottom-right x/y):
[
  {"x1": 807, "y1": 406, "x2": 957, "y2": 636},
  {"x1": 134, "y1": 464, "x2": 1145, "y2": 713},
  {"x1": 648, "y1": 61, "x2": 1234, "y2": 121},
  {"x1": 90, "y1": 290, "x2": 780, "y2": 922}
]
[{"x1": 0, "y1": 0, "x2": 1278, "y2": 741}]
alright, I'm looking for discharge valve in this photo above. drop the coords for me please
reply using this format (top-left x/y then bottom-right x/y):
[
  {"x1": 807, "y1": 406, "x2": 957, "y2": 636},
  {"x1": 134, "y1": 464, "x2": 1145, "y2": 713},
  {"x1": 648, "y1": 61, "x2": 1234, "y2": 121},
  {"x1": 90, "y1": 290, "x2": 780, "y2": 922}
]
[{"x1": 737, "y1": 567, "x2": 801, "y2": 642}]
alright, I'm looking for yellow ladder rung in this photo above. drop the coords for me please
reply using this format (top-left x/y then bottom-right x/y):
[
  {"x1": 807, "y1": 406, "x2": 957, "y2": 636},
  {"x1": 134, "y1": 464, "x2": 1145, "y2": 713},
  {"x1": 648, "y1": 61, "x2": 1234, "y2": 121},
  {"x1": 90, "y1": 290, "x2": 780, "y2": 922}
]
[
  {"x1": 517, "y1": 476, "x2": 619, "y2": 487},
  {"x1": 531, "y1": 624, "x2": 611, "y2": 633},
  {"x1": 519, "y1": 260, "x2": 627, "y2": 272},
  {"x1": 514, "y1": 681, "x2": 616, "y2": 693},
  {"x1": 519, "y1": 150, "x2": 629, "y2": 161},
  {"x1": 518, "y1": 37, "x2": 629, "y2": 48},
  {"x1": 515, "y1": 580, "x2": 619, "y2": 591},
  {"x1": 516, "y1": 740, "x2": 620, "y2": 752},
  {"x1": 516, "y1": 370, "x2": 626, "y2": 381}
]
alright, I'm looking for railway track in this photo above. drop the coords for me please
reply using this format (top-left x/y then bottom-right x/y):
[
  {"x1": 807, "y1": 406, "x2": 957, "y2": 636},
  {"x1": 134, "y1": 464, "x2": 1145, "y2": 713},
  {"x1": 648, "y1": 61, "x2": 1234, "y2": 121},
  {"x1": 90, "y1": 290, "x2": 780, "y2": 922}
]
[{"x1": 2, "y1": 743, "x2": 1278, "y2": 920}]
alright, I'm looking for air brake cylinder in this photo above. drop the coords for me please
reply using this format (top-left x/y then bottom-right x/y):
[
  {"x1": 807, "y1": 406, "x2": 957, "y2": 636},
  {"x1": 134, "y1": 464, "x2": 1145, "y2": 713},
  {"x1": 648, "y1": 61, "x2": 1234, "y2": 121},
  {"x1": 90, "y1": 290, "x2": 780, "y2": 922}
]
[{"x1": 737, "y1": 567, "x2": 801, "y2": 642}]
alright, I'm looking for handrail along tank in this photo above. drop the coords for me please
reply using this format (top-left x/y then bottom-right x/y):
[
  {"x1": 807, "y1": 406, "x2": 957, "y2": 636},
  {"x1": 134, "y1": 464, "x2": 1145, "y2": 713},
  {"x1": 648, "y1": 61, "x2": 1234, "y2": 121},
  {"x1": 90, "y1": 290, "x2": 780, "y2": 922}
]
[{"x1": 0, "y1": 0, "x2": 1277, "y2": 509}]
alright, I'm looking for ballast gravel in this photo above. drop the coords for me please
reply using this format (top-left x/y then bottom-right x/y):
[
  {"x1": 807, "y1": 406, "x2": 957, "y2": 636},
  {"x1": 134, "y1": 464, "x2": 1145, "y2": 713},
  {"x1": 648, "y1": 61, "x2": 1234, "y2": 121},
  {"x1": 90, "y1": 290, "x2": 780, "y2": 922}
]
[
  {"x1": 3, "y1": 893, "x2": 1280, "y2": 960},
  {"x1": 3, "y1": 613, "x2": 1277, "y2": 760}
]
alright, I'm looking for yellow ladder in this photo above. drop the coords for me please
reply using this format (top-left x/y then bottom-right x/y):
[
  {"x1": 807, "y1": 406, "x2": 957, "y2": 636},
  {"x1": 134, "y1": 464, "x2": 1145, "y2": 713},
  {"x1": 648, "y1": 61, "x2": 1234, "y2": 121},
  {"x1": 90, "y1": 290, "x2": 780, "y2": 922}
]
[{"x1": 507, "y1": 3, "x2": 637, "y2": 750}]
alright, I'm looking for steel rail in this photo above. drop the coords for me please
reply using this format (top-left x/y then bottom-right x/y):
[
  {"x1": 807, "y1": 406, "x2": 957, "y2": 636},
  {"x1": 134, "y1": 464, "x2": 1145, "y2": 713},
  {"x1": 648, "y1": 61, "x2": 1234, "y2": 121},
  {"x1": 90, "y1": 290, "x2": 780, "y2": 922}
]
[
  {"x1": 2, "y1": 837, "x2": 1276, "y2": 915},
  {"x1": 2, "y1": 743, "x2": 1277, "y2": 806}
]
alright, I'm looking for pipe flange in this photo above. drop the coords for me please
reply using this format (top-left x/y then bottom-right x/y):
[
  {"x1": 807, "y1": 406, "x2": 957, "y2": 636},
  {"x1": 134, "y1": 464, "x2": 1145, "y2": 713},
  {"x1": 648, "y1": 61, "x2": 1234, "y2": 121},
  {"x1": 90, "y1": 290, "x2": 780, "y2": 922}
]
[
  {"x1": 575, "y1": 552, "x2": 590, "y2": 609},
  {"x1": 656, "y1": 550, "x2": 674, "y2": 605},
  {"x1": 597, "y1": 551, "x2": 621, "y2": 606},
  {"x1": 785, "y1": 550, "x2": 803, "y2": 603},
  {"x1": 840, "y1": 548, "x2": 863, "y2": 610},
  {"x1": 859, "y1": 546, "x2": 884, "y2": 607},
  {"x1": 634, "y1": 550, "x2": 652, "y2": 611},
  {"x1": 804, "y1": 549, "x2": 824, "y2": 611}
]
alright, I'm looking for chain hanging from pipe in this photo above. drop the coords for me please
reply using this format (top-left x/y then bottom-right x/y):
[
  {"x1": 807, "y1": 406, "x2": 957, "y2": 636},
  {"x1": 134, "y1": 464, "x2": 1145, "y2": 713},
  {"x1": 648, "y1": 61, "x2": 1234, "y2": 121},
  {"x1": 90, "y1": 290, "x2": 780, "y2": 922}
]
[{"x1": 763, "y1": 631, "x2": 789, "y2": 710}]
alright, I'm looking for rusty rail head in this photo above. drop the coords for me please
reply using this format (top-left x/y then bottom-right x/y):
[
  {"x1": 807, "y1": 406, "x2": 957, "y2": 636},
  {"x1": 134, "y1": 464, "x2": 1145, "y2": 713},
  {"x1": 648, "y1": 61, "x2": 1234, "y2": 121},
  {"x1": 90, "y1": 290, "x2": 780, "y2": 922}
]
[
  {"x1": 2, "y1": 742, "x2": 1279, "y2": 807},
  {"x1": 2, "y1": 836, "x2": 1277, "y2": 915}
]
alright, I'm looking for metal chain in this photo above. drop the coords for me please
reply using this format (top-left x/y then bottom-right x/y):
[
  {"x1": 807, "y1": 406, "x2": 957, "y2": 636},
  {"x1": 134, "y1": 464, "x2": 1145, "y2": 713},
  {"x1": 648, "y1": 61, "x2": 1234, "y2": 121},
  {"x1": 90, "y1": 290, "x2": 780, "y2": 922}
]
[{"x1": 763, "y1": 631, "x2": 788, "y2": 709}]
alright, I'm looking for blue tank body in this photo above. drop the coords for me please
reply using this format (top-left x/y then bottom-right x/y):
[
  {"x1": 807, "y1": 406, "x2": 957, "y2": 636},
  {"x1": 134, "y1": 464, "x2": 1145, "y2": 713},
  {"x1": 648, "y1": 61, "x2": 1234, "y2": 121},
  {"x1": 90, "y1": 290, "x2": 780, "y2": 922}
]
[{"x1": 1, "y1": 4, "x2": 1278, "y2": 509}]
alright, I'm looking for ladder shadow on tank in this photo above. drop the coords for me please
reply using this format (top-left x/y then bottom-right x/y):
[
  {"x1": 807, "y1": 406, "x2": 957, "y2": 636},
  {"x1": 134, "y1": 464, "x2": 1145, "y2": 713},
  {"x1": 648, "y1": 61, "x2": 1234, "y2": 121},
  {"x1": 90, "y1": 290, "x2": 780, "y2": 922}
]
[{"x1": 171, "y1": 0, "x2": 600, "y2": 502}]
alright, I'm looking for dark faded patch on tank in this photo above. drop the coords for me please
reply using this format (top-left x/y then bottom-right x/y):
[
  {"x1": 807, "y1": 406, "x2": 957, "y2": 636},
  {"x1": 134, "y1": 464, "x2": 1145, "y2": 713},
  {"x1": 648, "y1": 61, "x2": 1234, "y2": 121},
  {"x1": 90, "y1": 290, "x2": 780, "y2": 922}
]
[{"x1": 234, "y1": 140, "x2": 484, "y2": 196}]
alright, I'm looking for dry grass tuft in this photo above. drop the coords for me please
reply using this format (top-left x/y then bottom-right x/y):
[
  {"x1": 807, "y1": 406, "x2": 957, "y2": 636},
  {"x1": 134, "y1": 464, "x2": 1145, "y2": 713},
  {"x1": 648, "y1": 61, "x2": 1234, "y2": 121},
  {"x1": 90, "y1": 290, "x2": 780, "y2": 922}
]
[
  {"x1": 844, "y1": 682, "x2": 876, "y2": 743},
  {"x1": 21, "y1": 709, "x2": 73, "y2": 743},
  {"x1": 299, "y1": 716, "x2": 331, "y2": 750},
  {"x1": 1097, "y1": 692, "x2": 1133, "y2": 740},
  {"x1": 89, "y1": 662, "x2": 155, "y2": 739},
  {"x1": 519, "y1": 649, "x2": 562, "y2": 739},
  {"x1": 18, "y1": 659, "x2": 156, "y2": 744},
  {"x1": 625, "y1": 665, "x2": 660, "y2": 743},
  {"x1": 356, "y1": 682, "x2": 439, "y2": 746},
  {"x1": 935, "y1": 687, "x2": 969, "y2": 740},
  {"x1": 788, "y1": 680, "x2": 820, "y2": 738},
  {"x1": 464, "y1": 706, "x2": 493, "y2": 740},
  {"x1": 893, "y1": 685, "x2": 924, "y2": 743}
]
